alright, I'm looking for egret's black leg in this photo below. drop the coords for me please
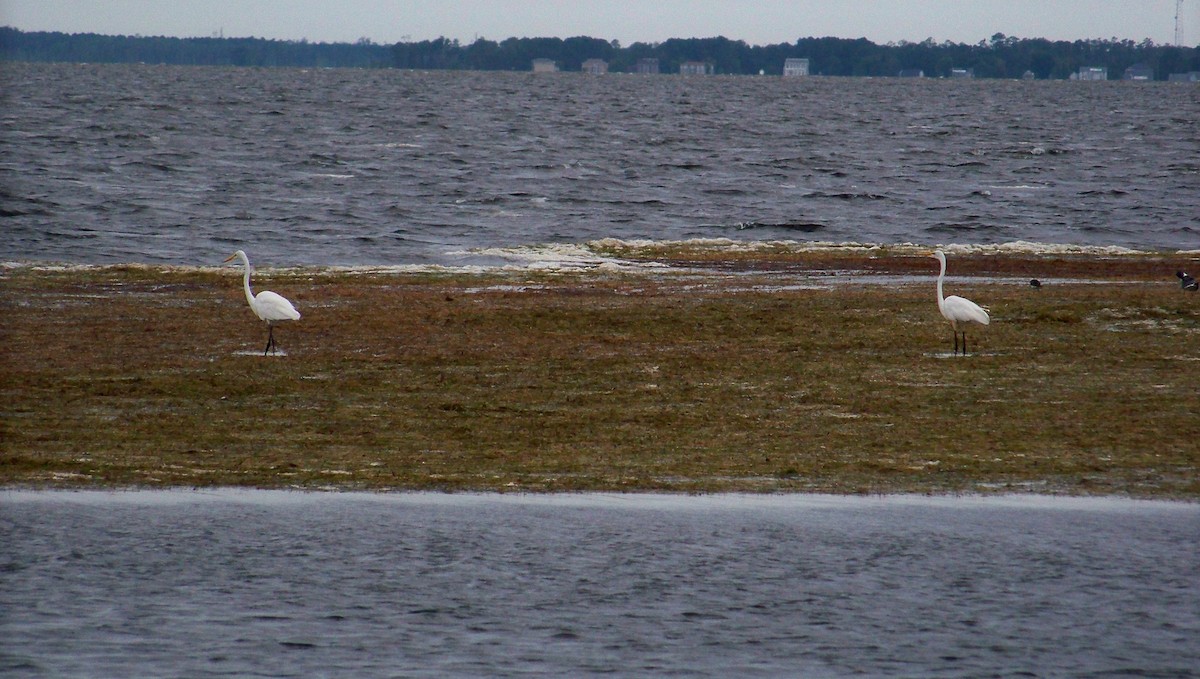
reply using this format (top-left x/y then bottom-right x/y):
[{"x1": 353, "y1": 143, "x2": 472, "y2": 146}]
[
  {"x1": 953, "y1": 332, "x2": 959, "y2": 355},
  {"x1": 963, "y1": 332, "x2": 968, "y2": 355},
  {"x1": 264, "y1": 326, "x2": 274, "y2": 356}
]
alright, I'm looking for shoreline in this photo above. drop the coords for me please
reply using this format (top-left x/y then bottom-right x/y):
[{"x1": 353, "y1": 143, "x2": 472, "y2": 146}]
[
  {"x1": 3, "y1": 247, "x2": 1198, "y2": 498},
  {"x1": 5, "y1": 238, "x2": 1200, "y2": 276},
  {"x1": 4, "y1": 487, "x2": 1197, "y2": 508}
]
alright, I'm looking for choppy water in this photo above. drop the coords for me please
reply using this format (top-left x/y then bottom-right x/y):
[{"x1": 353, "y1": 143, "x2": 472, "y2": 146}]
[
  {"x1": 1, "y1": 491, "x2": 1197, "y2": 677},
  {"x1": 1, "y1": 62, "x2": 1197, "y2": 268}
]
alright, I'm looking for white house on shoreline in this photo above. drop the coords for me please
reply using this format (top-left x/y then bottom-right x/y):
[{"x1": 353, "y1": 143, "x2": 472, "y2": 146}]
[{"x1": 783, "y1": 58, "x2": 809, "y2": 76}]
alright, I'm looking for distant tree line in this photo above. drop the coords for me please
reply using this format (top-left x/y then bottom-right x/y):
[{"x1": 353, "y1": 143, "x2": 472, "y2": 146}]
[
  {"x1": 3, "y1": 27, "x2": 1198, "y2": 79},
  {"x1": 0, "y1": 27, "x2": 392, "y2": 68}
]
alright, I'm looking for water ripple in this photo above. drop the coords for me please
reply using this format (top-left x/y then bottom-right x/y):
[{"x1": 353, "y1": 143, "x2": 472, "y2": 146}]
[{"x1": 1, "y1": 63, "x2": 1197, "y2": 267}]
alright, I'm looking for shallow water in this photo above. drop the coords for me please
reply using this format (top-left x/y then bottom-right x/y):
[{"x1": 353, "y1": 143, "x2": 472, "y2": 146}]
[
  {"x1": 1, "y1": 63, "x2": 1197, "y2": 269},
  {"x1": 2, "y1": 490, "x2": 1197, "y2": 677}
]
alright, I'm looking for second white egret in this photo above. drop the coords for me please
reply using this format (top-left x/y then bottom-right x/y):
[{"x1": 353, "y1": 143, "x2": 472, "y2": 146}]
[
  {"x1": 224, "y1": 249, "x2": 301, "y2": 355},
  {"x1": 929, "y1": 250, "x2": 989, "y2": 355}
]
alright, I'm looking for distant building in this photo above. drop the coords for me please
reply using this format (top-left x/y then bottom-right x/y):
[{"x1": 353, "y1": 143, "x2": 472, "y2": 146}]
[
  {"x1": 783, "y1": 58, "x2": 810, "y2": 76},
  {"x1": 898, "y1": 69, "x2": 924, "y2": 78},
  {"x1": 950, "y1": 68, "x2": 974, "y2": 79},
  {"x1": 1074, "y1": 66, "x2": 1107, "y2": 81},
  {"x1": 1122, "y1": 63, "x2": 1154, "y2": 80},
  {"x1": 680, "y1": 61, "x2": 712, "y2": 75},
  {"x1": 633, "y1": 57, "x2": 662, "y2": 73},
  {"x1": 581, "y1": 58, "x2": 608, "y2": 74},
  {"x1": 531, "y1": 58, "x2": 557, "y2": 73},
  {"x1": 1168, "y1": 71, "x2": 1200, "y2": 82}
]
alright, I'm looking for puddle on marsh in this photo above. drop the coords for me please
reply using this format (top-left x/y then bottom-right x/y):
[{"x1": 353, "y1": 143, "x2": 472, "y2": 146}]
[
  {"x1": 232, "y1": 349, "x2": 289, "y2": 357},
  {"x1": 925, "y1": 349, "x2": 1002, "y2": 359},
  {"x1": 2, "y1": 490, "x2": 1196, "y2": 677}
]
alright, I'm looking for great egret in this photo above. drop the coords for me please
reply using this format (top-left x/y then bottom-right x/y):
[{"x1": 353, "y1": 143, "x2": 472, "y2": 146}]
[
  {"x1": 224, "y1": 250, "x2": 301, "y2": 355},
  {"x1": 929, "y1": 250, "x2": 989, "y2": 355}
]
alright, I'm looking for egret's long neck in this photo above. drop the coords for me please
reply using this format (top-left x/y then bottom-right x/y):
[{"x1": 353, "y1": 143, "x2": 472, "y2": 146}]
[
  {"x1": 241, "y1": 258, "x2": 255, "y2": 305},
  {"x1": 935, "y1": 258, "x2": 946, "y2": 309}
]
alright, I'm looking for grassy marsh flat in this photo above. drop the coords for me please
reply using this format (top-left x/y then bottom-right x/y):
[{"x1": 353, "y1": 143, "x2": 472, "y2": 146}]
[{"x1": 3, "y1": 246, "x2": 1198, "y2": 497}]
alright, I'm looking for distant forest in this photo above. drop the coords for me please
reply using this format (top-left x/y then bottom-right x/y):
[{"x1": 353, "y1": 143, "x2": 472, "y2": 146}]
[{"x1": 3, "y1": 27, "x2": 1198, "y2": 80}]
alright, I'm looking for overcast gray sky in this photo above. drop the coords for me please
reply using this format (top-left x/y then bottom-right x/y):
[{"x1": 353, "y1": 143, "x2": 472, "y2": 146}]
[{"x1": 2, "y1": 1, "x2": 1196, "y2": 46}]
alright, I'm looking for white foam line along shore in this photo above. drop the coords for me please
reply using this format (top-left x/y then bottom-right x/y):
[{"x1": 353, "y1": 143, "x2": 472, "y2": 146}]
[{"x1": 3, "y1": 239, "x2": 1195, "y2": 276}]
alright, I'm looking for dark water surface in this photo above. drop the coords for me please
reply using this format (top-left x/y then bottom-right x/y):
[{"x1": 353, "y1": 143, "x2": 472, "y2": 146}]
[
  {"x1": 2, "y1": 491, "x2": 1197, "y2": 677},
  {"x1": 1, "y1": 63, "x2": 1197, "y2": 267}
]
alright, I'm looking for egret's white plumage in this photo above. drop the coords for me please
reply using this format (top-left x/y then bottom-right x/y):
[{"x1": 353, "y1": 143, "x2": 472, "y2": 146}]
[
  {"x1": 224, "y1": 249, "x2": 300, "y2": 355},
  {"x1": 929, "y1": 250, "x2": 989, "y2": 355}
]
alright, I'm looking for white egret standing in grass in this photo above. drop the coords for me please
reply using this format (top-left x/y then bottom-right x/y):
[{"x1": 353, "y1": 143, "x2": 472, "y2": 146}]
[
  {"x1": 224, "y1": 250, "x2": 300, "y2": 355},
  {"x1": 929, "y1": 250, "x2": 989, "y2": 355}
]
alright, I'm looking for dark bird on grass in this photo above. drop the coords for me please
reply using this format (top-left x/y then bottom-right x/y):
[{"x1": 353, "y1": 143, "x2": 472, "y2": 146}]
[
  {"x1": 929, "y1": 250, "x2": 990, "y2": 355},
  {"x1": 1177, "y1": 270, "x2": 1198, "y2": 291},
  {"x1": 1030, "y1": 279, "x2": 1042, "y2": 290},
  {"x1": 224, "y1": 250, "x2": 301, "y2": 355}
]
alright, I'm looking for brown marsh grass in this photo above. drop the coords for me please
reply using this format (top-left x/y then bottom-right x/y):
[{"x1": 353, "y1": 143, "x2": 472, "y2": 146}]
[{"x1": 2, "y1": 251, "x2": 1198, "y2": 496}]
